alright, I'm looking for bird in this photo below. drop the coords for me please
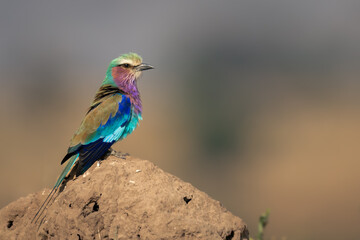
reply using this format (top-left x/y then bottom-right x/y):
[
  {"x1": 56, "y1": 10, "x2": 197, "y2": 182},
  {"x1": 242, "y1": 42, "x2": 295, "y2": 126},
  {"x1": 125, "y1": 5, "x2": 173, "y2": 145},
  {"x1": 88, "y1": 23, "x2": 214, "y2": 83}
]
[{"x1": 32, "y1": 52, "x2": 153, "y2": 223}]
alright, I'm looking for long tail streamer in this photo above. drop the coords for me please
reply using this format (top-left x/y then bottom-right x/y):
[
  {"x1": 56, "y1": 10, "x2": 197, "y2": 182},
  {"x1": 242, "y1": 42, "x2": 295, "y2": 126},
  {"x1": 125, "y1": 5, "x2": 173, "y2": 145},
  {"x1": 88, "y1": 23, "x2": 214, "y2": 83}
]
[{"x1": 31, "y1": 154, "x2": 79, "y2": 224}]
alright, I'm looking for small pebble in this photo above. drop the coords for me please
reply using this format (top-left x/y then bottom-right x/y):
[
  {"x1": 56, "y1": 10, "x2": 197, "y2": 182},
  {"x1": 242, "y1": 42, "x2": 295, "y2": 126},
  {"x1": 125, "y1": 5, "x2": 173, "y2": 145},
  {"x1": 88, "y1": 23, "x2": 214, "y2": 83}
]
[
  {"x1": 135, "y1": 169, "x2": 141, "y2": 173},
  {"x1": 129, "y1": 180, "x2": 135, "y2": 184}
]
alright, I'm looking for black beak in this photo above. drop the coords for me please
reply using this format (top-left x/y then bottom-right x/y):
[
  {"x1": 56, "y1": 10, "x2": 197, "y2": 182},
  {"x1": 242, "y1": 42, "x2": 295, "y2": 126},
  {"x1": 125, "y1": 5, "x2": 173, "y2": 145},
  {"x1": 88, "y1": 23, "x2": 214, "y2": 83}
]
[{"x1": 136, "y1": 63, "x2": 154, "y2": 71}]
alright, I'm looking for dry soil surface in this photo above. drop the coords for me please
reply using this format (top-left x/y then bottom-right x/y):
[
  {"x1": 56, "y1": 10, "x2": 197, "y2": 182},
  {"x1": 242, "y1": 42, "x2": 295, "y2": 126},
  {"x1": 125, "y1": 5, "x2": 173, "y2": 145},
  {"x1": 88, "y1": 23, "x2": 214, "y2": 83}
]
[{"x1": 0, "y1": 155, "x2": 249, "y2": 240}]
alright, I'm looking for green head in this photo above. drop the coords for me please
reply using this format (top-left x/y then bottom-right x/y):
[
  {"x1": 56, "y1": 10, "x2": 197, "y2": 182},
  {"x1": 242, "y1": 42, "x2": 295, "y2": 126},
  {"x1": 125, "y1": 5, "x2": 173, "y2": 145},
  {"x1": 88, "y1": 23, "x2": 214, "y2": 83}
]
[{"x1": 103, "y1": 53, "x2": 153, "y2": 87}]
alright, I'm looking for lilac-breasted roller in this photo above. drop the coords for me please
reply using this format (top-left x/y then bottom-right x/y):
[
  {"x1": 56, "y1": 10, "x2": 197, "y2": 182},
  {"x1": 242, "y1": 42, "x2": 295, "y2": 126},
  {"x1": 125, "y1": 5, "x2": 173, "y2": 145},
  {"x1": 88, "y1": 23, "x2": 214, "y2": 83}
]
[{"x1": 32, "y1": 53, "x2": 153, "y2": 223}]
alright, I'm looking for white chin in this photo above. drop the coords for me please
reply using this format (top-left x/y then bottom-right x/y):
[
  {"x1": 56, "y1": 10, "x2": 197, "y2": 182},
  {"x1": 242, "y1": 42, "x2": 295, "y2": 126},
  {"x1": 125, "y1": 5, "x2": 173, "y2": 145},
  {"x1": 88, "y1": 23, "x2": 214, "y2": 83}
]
[{"x1": 135, "y1": 71, "x2": 142, "y2": 79}]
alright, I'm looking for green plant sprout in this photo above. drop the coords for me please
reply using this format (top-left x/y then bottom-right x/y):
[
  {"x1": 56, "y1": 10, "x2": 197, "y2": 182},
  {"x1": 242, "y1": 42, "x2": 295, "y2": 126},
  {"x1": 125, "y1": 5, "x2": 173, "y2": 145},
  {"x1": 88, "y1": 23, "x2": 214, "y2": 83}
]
[{"x1": 250, "y1": 209, "x2": 270, "y2": 240}]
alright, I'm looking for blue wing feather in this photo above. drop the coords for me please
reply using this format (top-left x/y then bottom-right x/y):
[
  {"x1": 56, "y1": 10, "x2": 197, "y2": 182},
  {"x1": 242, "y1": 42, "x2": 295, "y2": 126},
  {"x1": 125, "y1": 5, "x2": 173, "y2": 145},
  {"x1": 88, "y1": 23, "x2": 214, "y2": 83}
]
[
  {"x1": 87, "y1": 95, "x2": 131, "y2": 143},
  {"x1": 77, "y1": 139, "x2": 113, "y2": 175},
  {"x1": 75, "y1": 94, "x2": 132, "y2": 174},
  {"x1": 61, "y1": 94, "x2": 132, "y2": 164}
]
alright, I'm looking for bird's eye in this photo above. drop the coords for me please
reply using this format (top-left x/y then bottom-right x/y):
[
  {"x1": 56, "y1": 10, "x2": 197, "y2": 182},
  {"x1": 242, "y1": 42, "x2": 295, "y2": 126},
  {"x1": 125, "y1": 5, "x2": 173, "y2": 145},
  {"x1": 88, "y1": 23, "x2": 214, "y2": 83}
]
[{"x1": 122, "y1": 63, "x2": 130, "y2": 68}]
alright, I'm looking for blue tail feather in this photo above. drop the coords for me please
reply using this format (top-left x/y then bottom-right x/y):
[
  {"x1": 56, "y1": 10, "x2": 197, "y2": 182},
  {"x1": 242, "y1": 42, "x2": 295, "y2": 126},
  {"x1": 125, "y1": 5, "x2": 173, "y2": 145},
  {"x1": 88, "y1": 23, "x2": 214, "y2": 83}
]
[{"x1": 77, "y1": 139, "x2": 113, "y2": 176}]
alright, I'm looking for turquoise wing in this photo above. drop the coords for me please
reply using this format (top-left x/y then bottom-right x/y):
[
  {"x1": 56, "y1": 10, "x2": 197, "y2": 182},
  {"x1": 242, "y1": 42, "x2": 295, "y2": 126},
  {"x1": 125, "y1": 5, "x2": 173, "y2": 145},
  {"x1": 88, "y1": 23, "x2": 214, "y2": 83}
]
[{"x1": 61, "y1": 94, "x2": 132, "y2": 175}]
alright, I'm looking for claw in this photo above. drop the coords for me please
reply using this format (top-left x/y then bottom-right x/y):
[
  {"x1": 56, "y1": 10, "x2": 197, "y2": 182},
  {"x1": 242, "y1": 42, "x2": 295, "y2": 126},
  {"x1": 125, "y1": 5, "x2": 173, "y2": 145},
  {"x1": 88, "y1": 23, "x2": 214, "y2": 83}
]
[{"x1": 109, "y1": 149, "x2": 129, "y2": 159}]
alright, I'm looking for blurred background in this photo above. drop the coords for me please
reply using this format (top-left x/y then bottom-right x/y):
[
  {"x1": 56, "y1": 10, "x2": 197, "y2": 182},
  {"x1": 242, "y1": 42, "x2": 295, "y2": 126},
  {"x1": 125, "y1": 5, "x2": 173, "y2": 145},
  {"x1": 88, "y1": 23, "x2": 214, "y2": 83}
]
[{"x1": 1, "y1": 0, "x2": 360, "y2": 239}]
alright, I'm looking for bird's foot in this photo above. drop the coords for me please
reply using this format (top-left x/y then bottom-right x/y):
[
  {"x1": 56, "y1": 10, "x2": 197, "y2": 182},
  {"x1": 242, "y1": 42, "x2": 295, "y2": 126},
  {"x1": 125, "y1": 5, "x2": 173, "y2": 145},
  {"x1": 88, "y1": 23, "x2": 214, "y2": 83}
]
[{"x1": 109, "y1": 148, "x2": 129, "y2": 159}]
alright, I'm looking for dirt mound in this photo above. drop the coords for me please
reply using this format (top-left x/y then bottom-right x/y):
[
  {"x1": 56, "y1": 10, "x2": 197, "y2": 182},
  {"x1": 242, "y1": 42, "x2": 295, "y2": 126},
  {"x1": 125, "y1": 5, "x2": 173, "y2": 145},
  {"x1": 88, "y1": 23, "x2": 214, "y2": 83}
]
[{"x1": 0, "y1": 155, "x2": 249, "y2": 239}]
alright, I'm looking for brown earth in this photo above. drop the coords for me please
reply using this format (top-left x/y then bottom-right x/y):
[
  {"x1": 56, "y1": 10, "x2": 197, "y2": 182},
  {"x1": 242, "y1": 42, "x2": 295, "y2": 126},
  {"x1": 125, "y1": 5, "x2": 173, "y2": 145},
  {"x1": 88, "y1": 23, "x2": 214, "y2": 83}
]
[{"x1": 0, "y1": 155, "x2": 249, "y2": 240}]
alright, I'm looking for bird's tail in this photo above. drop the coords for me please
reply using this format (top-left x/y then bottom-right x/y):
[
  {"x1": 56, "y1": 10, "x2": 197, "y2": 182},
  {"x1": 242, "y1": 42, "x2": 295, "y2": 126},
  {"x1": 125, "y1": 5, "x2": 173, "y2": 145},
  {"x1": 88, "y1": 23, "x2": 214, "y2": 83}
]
[{"x1": 31, "y1": 154, "x2": 79, "y2": 224}]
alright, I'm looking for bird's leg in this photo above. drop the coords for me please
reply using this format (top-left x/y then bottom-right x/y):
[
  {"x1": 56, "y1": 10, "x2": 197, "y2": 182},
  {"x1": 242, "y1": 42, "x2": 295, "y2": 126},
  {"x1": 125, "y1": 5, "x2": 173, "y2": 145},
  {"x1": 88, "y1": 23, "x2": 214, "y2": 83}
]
[{"x1": 108, "y1": 148, "x2": 129, "y2": 159}]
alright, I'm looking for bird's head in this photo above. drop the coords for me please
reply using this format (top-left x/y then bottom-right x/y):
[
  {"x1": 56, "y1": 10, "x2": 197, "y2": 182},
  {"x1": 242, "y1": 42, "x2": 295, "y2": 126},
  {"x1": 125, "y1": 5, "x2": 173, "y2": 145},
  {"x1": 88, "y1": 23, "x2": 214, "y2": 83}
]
[{"x1": 104, "y1": 53, "x2": 153, "y2": 88}]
